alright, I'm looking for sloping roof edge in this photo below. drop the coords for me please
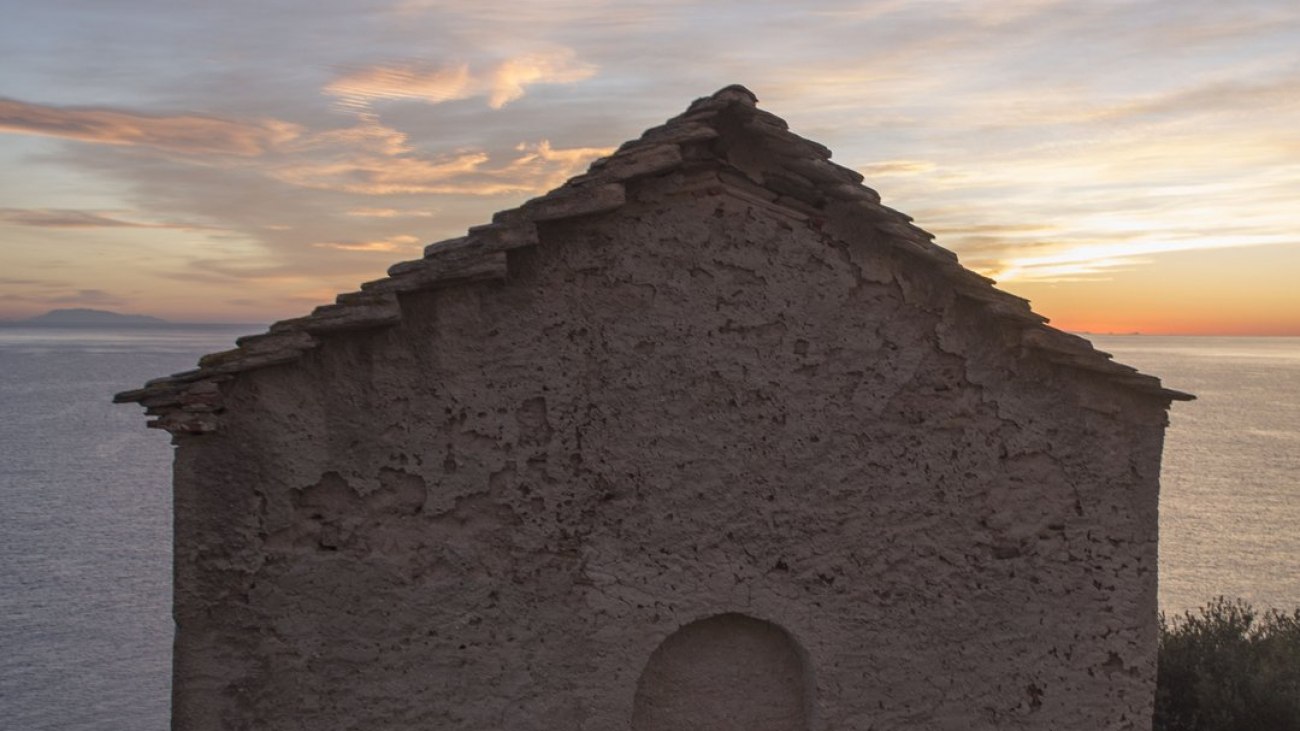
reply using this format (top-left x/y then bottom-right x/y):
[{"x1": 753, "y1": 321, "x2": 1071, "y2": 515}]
[{"x1": 114, "y1": 84, "x2": 1193, "y2": 434}]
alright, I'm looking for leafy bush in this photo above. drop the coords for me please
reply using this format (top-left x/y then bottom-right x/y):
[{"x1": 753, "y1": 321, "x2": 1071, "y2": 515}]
[{"x1": 1155, "y1": 597, "x2": 1300, "y2": 731}]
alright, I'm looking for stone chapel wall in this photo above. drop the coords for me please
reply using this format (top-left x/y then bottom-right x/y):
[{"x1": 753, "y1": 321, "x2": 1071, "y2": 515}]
[{"x1": 170, "y1": 172, "x2": 1169, "y2": 730}]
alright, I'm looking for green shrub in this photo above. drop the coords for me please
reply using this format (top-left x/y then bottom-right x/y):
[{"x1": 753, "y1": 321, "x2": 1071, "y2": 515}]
[{"x1": 1155, "y1": 597, "x2": 1300, "y2": 731}]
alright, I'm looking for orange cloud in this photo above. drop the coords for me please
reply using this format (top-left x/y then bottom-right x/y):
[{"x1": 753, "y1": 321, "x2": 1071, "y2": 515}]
[
  {"x1": 325, "y1": 64, "x2": 474, "y2": 108},
  {"x1": 271, "y1": 125, "x2": 612, "y2": 196},
  {"x1": 312, "y1": 234, "x2": 422, "y2": 253},
  {"x1": 0, "y1": 98, "x2": 301, "y2": 155},
  {"x1": 270, "y1": 148, "x2": 491, "y2": 194},
  {"x1": 346, "y1": 207, "x2": 435, "y2": 218},
  {"x1": 271, "y1": 119, "x2": 494, "y2": 194},
  {"x1": 992, "y1": 232, "x2": 1298, "y2": 283},
  {"x1": 499, "y1": 140, "x2": 616, "y2": 191},
  {"x1": 487, "y1": 51, "x2": 596, "y2": 108},
  {"x1": 858, "y1": 159, "x2": 937, "y2": 177},
  {"x1": 927, "y1": 222, "x2": 1058, "y2": 236},
  {"x1": 303, "y1": 119, "x2": 415, "y2": 155},
  {"x1": 324, "y1": 49, "x2": 597, "y2": 110}
]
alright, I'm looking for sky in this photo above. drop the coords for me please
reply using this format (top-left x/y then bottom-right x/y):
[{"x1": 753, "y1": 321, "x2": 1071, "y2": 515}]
[{"x1": 2, "y1": 0, "x2": 1298, "y2": 334}]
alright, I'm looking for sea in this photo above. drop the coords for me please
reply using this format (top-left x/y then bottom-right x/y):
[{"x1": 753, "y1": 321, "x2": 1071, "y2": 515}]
[{"x1": 0, "y1": 326, "x2": 1297, "y2": 731}]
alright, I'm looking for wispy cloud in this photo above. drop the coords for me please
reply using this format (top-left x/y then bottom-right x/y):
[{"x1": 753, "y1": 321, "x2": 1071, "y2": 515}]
[
  {"x1": 0, "y1": 98, "x2": 301, "y2": 155},
  {"x1": 18, "y1": 288, "x2": 131, "y2": 307},
  {"x1": 312, "y1": 234, "x2": 421, "y2": 253},
  {"x1": 268, "y1": 147, "x2": 488, "y2": 195},
  {"x1": 993, "y1": 231, "x2": 1300, "y2": 283},
  {"x1": 326, "y1": 64, "x2": 474, "y2": 107},
  {"x1": 270, "y1": 131, "x2": 612, "y2": 195},
  {"x1": 927, "y1": 222, "x2": 1059, "y2": 237},
  {"x1": 0, "y1": 276, "x2": 63, "y2": 287},
  {"x1": 487, "y1": 51, "x2": 597, "y2": 108},
  {"x1": 324, "y1": 49, "x2": 596, "y2": 110},
  {"x1": 858, "y1": 160, "x2": 937, "y2": 177},
  {"x1": 811, "y1": 0, "x2": 1071, "y2": 23},
  {"x1": 345, "y1": 207, "x2": 435, "y2": 218},
  {"x1": 0, "y1": 208, "x2": 219, "y2": 230},
  {"x1": 500, "y1": 139, "x2": 616, "y2": 190},
  {"x1": 3, "y1": 95, "x2": 612, "y2": 201},
  {"x1": 951, "y1": 74, "x2": 1300, "y2": 131}
]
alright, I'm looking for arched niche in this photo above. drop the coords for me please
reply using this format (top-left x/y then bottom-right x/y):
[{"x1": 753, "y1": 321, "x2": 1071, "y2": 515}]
[{"x1": 631, "y1": 613, "x2": 813, "y2": 731}]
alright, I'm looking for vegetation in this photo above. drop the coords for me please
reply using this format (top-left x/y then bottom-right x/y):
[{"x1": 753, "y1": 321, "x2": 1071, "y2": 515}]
[{"x1": 1155, "y1": 597, "x2": 1300, "y2": 731}]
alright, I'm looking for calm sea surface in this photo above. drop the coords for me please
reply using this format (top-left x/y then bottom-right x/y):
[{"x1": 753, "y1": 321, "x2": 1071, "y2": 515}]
[
  {"x1": 1091, "y1": 335, "x2": 1300, "y2": 616},
  {"x1": 1, "y1": 327, "x2": 1297, "y2": 730},
  {"x1": 0, "y1": 325, "x2": 249, "y2": 731}
]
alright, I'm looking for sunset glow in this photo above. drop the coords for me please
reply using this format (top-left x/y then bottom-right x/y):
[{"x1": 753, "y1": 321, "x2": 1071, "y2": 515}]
[{"x1": 2, "y1": 0, "x2": 1298, "y2": 333}]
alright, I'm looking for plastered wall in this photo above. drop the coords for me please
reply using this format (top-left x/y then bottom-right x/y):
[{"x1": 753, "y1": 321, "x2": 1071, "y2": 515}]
[{"x1": 170, "y1": 172, "x2": 1169, "y2": 730}]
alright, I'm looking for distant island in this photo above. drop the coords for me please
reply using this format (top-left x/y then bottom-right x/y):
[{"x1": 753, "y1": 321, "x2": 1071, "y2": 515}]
[
  {"x1": 3, "y1": 309, "x2": 261, "y2": 329},
  {"x1": 19, "y1": 308, "x2": 170, "y2": 326}
]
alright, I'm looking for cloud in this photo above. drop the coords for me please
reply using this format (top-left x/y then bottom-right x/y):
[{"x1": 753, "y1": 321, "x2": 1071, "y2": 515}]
[
  {"x1": 819, "y1": 0, "x2": 1070, "y2": 21},
  {"x1": 271, "y1": 128, "x2": 612, "y2": 195},
  {"x1": 168, "y1": 258, "x2": 309, "y2": 283},
  {"x1": 982, "y1": 227, "x2": 1300, "y2": 283},
  {"x1": 487, "y1": 51, "x2": 597, "y2": 108},
  {"x1": 268, "y1": 147, "x2": 490, "y2": 194},
  {"x1": 0, "y1": 208, "x2": 219, "y2": 230},
  {"x1": 0, "y1": 98, "x2": 301, "y2": 155},
  {"x1": 324, "y1": 49, "x2": 597, "y2": 110},
  {"x1": 499, "y1": 139, "x2": 615, "y2": 189},
  {"x1": 858, "y1": 160, "x2": 937, "y2": 177},
  {"x1": 346, "y1": 207, "x2": 435, "y2": 218},
  {"x1": 47, "y1": 288, "x2": 128, "y2": 306},
  {"x1": 957, "y1": 74, "x2": 1300, "y2": 131},
  {"x1": 928, "y1": 222, "x2": 1059, "y2": 236},
  {"x1": 0, "y1": 277, "x2": 58, "y2": 287},
  {"x1": 325, "y1": 63, "x2": 474, "y2": 108},
  {"x1": 380, "y1": 1, "x2": 675, "y2": 39},
  {"x1": 9, "y1": 98, "x2": 614, "y2": 202},
  {"x1": 312, "y1": 234, "x2": 421, "y2": 253},
  {"x1": 1105, "y1": 76, "x2": 1300, "y2": 123},
  {"x1": 299, "y1": 119, "x2": 416, "y2": 156}
]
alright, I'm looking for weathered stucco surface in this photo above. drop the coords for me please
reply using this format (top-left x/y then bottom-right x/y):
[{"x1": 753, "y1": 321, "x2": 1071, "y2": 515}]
[{"x1": 121, "y1": 87, "x2": 1185, "y2": 730}]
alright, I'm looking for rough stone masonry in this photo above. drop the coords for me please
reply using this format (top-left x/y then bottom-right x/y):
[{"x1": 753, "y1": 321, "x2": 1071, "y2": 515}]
[{"x1": 117, "y1": 85, "x2": 1192, "y2": 731}]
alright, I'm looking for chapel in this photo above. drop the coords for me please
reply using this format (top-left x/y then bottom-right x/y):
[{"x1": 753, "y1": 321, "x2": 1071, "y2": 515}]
[{"x1": 118, "y1": 85, "x2": 1191, "y2": 730}]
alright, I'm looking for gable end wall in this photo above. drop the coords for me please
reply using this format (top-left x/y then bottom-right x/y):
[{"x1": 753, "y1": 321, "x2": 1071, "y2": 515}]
[{"x1": 170, "y1": 172, "x2": 1168, "y2": 730}]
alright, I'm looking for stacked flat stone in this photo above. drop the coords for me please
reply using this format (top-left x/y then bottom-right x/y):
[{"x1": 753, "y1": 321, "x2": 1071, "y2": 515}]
[{"x1": 114, "y1": 83, "x2": 1192, "y2": 434}]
